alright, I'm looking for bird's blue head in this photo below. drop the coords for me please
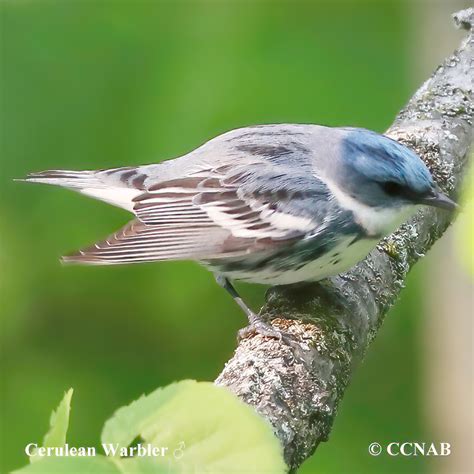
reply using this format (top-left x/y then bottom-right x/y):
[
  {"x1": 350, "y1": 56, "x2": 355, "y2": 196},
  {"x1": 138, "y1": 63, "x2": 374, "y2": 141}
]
[{"x1": 335, "y1": 128, "x2": 456, "y2": 211}]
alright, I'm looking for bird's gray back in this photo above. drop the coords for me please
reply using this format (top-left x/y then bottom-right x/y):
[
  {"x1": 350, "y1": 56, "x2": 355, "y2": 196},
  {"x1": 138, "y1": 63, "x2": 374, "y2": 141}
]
[{"x1": 136, "y1": 124, "x2": 344, "y2": 185}]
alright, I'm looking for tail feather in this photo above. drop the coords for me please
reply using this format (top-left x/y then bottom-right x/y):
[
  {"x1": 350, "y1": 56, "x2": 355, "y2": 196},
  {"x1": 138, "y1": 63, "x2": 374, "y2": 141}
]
[
  {"x1": 23, "y1": 170, "x2": 104, "y2": 189},
  {"x1": 22, "y1": 169, "x2": 142, "y2": 211}
]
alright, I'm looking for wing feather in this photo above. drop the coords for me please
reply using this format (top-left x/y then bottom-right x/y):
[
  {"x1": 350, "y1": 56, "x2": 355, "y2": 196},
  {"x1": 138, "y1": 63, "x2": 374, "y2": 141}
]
[
  {"x1": 65, "y1": 165, "x2": 331, "y2": 264},
  {"x1": 63, "y1": 219, "x2": 246, "y2": 264}
]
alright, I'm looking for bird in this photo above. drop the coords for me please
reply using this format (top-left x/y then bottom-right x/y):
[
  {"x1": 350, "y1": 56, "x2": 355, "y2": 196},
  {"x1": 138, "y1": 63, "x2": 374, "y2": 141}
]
[{"x1": 23, "y1": 124, "x2": 457, "y2": 339}]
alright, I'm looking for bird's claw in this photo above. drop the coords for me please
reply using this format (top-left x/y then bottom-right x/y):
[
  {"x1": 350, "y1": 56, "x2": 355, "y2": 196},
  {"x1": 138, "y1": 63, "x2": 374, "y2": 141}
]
[
  {"x1": 237, "y1": 320, "x2": 283, "y2": 342},
  {"x1": 237, "y1": 318, "x2": 307, "y2": 364},
  {"x1": 237, "y1": 320, "x2": 294, "y2": 347}
]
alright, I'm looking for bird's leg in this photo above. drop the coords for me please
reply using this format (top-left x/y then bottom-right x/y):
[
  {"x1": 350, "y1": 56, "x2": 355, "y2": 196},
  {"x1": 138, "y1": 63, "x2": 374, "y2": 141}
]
[{"x1": 214, "y1": 274, "x2": 287, "y2": 342}]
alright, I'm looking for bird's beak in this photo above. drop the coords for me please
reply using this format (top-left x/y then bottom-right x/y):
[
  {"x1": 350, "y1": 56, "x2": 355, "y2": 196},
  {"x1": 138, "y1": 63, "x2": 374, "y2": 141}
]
[{"x1": 419, "y1": 190, "x2": 458, "y2": 211}]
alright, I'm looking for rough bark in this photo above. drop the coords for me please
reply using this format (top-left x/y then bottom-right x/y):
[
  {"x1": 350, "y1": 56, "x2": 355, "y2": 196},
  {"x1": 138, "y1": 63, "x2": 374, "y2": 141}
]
[{"x1": 215, "y1": 9, "x2": 473, "y2": 472}]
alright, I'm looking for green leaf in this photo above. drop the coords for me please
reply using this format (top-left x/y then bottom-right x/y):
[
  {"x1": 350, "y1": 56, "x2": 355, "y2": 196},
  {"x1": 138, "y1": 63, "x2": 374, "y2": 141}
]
[
  {"x1": 29, "y1": 389, "x2": 73, "y2": 463},
  {"x1": 16, "y1": 382, "x2": 286, "y2": 473},
  {"x1": 102, "y1": 380, "x2": 286, "y2": 473},
  {"x1": 43, "y1": 389, "x2": 74, "y2": 448},
  {"x1": 102, "y1": 380, "x2": 191, "y2": 452},
  {"x1": 13, "y1": 455, "x2": 122, "y2": 474},
  {"x1": 121, "y1": 457, "x2": 177, "y2": 473}
]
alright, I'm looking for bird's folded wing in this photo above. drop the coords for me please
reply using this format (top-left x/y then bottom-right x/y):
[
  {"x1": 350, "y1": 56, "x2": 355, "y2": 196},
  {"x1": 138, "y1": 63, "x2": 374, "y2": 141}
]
[
  {"x1": 64, "y1": 164, "x2": 331, "y2": 264},
  {"x1": 62, "y1": 218, "x2": 245, "y2": 264}
]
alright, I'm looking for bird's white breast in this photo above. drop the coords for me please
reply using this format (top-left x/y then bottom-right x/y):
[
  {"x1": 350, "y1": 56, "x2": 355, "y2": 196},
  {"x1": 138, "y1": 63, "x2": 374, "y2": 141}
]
[{"x1": 219, "y1": 235, "x2": 379, "y2": 285}]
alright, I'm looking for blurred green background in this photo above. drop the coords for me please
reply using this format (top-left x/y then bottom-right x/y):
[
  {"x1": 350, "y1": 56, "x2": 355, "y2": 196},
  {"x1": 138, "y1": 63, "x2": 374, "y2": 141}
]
[{"x1": 1, "y1": 1, "x2": 471, "y2": 473}]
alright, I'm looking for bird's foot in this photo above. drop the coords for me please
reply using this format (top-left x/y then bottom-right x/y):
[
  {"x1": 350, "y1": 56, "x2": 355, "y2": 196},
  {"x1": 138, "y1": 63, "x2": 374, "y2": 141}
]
[
  {"x1": 237, "y1": 313, "x2": 307, "y2": 364},
  {"x1": 237, "y1": 319, "x2": 283, "y2": 342},
  {"x1": 237, "y1": 316, "x2": 295, "y2": 348}
]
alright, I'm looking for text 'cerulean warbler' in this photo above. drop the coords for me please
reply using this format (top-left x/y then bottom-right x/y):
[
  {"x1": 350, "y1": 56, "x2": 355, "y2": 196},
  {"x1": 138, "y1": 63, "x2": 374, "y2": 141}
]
[{"x1": 24, "y1": 125, "x2": 457, "y2": 339}]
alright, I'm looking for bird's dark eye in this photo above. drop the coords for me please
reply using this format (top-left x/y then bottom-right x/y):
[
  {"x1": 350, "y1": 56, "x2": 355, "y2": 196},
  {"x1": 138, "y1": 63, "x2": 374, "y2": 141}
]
[{"x1": 381, "y1": 181, "x2": 403, "y2": 196}]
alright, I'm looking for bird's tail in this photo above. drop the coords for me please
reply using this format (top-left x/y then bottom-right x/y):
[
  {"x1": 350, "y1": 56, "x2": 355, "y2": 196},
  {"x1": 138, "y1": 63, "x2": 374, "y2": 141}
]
[
  {"x1": 22, "y1": 169, "x2": 104, "y2": 189},
  {"x1": 21, "y1": 168, "x2": 143, "y2": 211}
]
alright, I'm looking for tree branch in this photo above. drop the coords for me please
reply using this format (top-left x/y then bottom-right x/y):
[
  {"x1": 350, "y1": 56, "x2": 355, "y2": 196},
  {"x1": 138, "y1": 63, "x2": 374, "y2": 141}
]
[{"x1": 215, "y1": 8, "x2": 473, "y2": 471}]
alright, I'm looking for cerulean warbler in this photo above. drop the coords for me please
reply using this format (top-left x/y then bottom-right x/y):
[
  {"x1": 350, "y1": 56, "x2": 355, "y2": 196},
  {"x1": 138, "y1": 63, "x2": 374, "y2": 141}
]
[{"x1": 24, "y1": 125, "x2": 457, "y2": 338}]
